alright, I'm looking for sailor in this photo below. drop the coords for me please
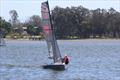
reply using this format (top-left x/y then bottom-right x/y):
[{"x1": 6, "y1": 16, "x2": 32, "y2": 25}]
[{"x1": 63, "y1": 54, "x2": 69, "y2": 64}]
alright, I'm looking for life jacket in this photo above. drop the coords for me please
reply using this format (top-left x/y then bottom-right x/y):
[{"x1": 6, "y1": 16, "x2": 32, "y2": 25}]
[{"x1": 63, "y1": 56, "x2": 69, "y2": 64}]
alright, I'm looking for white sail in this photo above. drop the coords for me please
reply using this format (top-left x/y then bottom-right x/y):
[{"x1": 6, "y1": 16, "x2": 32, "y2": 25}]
[
  {"x1": 41, "y1": 1, "x2": 62, "y2": 63},
  {"x1": 48, "y1": 42, "x2": 53, "y2": 58},
  {"x1": 0, "y1": 34, "x2": 5, "y2": 46}
]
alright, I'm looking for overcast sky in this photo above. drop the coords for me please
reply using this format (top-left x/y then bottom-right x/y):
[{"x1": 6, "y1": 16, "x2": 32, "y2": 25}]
[{"x1": 0, "y1": 0, "x2": 120, "y2": 22}]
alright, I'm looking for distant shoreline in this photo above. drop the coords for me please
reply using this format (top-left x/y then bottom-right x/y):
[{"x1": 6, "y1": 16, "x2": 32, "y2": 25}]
[{"x1": 4, "y1": 38, "x2": 120, "y2": 41}]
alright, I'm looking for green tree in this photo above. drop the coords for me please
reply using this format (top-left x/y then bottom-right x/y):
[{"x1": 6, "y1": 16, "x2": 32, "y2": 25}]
[
  {"x1": 9, "y1": 10, "x2": 18, "y2": 28},
  {"x1": 51, "y1": 6, "x2": 120, "y2": 39},
  {"x1": 0, "y1": 17, "x2": 12, "y2": 37},
  {"x1": 24, "y1": 15, "x2": 42, "y2": 35}
]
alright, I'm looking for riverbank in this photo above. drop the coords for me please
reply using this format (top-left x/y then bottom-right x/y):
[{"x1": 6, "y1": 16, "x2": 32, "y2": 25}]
[{"x1": 3, "y1": 38, "x2": 120, "y2": 42}]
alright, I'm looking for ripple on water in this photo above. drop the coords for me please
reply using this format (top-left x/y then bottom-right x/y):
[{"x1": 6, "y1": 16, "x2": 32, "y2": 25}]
[{"x1": 0, "y1": 40, "x2": 120, "y2": 80}]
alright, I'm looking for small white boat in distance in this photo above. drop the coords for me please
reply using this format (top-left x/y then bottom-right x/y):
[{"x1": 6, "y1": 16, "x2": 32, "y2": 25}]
[{"x1": 0, "y1": 35, "x2": 6, "y2": 46}]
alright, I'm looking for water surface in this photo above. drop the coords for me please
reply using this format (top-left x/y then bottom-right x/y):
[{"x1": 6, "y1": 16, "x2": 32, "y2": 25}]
[{"x1": 0, "y1": 39, "x2": 120, "y2": 80}]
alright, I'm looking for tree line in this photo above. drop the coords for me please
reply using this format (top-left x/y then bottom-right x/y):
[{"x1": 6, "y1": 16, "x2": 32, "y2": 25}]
[
  {"x1": 0, "y1": 6, "x2": 120, "y2": 39},
  {"x1": 52, "y1": 6, "x2": 120, "y2": 39},
  {"x1": 0, "y1": 10, "x2": 42, "y2": 39}
]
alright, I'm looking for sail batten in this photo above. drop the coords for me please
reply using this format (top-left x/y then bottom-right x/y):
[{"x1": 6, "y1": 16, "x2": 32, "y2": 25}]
[{"x1": 41, "y1": 1, "x2": 62, "y2": 63}]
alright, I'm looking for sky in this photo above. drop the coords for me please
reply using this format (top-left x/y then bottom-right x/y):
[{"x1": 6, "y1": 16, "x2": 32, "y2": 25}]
[{"x1": 0, "y1": 0, "x2": 120, "y2": 22}]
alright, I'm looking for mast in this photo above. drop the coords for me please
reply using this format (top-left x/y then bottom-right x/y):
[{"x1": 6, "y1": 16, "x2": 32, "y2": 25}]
[{"x1": 47, "y1": 1, "x2": 62, "y2": 63}]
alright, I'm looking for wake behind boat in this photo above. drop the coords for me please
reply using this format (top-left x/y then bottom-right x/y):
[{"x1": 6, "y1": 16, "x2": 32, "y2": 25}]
[{"x1": 41, "y1": 1, "x2": 69, "y2": 70}]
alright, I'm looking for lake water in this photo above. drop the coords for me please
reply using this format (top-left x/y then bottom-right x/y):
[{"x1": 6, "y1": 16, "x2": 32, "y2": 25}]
[{"x1": 0, "y1": 39, "x2": 120, "y2": 80}]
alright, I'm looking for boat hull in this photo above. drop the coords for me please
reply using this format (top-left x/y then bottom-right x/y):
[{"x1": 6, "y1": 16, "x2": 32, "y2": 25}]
[{"x1": 43, "y1": 64, "x2": 65, "y2": 70}]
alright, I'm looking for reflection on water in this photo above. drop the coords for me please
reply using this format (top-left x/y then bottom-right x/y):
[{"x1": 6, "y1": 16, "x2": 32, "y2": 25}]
[{"x1": 0, "y1": 39, "x2": 120, "y2": 80}]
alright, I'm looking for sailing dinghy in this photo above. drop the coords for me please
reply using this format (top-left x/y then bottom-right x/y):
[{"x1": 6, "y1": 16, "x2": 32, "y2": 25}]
[
  {"x1": 0, "y1": 33, "x2": 6, "y2": 46},
  {"x1": 41, "y1": 1, "x2": 65, "y2": 70}
]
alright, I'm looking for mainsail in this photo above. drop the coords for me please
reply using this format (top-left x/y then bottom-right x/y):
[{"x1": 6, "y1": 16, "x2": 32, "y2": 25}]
[{"x1": 41, "y1": 1, "x2": 62, "y2": 63}]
